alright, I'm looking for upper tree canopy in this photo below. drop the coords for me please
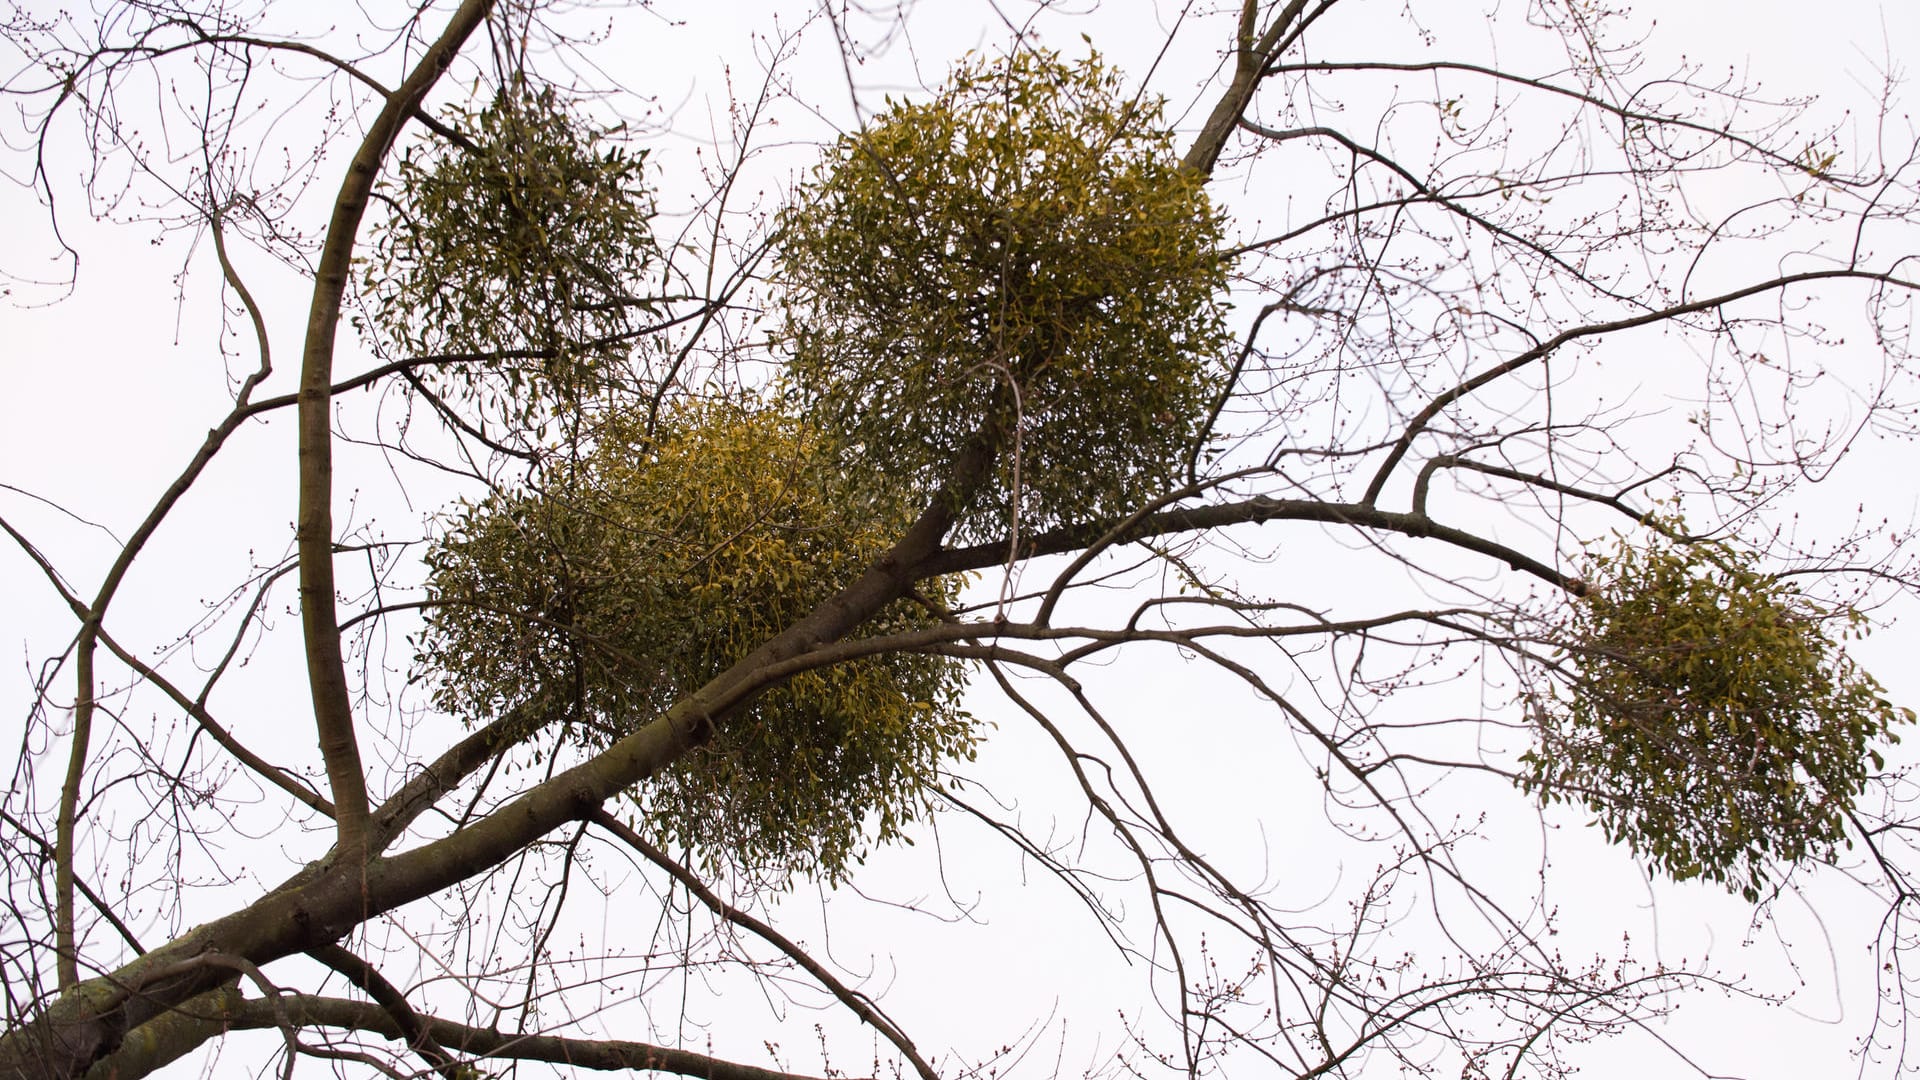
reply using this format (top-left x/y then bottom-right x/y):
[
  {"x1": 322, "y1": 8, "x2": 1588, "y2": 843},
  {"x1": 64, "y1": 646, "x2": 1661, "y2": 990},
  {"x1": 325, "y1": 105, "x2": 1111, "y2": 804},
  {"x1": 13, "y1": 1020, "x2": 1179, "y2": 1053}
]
[{"x1": 401, "y1": 36, "x2": 1907, "y2": 918}]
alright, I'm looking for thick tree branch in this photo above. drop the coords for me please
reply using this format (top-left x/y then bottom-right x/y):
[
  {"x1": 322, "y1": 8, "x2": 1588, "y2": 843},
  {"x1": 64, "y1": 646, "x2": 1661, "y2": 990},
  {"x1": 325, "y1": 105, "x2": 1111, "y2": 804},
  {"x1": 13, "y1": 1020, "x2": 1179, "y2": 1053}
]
[
  {"x1": 74, "y1": 984, "x2": 246, "y2": 1080},
  {"x1": 231, "y1": 995, "x2": 842, "y2": 1080},
  {"x1": 295, "y1": 0, "x2": 493, "y2": 861},
  {"x1": 80, "y1": 987, "x2": 841, "y2": 1080},
  {"x1": 0, "y1": 435, "x2": 997, "y2": 1080},
  {"x1": 1180, "y1": 0, "x2": 1309, "y2": 175}
]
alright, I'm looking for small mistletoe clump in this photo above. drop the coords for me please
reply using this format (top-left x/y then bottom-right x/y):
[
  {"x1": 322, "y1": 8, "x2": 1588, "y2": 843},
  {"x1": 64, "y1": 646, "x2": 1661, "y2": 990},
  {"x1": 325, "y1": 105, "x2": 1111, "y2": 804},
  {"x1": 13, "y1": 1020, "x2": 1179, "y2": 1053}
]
[
  {"x1": 1522, "y1": 528, "x2": 1909, "y2": 900},
  {"x1": 365, "y1": 78, "x2": 658, "y2": 426}
]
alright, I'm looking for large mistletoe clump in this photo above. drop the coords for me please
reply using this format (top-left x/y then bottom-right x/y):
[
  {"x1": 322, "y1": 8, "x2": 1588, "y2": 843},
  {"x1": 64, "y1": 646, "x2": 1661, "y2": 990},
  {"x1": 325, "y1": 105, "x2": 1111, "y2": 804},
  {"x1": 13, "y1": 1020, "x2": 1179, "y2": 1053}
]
[
  {"x1": 420, "y1": 404, "x2": 974, "y2": 883},
  {"x1": 777, "y1": 49, "x2": 1232, "y2": 540}
]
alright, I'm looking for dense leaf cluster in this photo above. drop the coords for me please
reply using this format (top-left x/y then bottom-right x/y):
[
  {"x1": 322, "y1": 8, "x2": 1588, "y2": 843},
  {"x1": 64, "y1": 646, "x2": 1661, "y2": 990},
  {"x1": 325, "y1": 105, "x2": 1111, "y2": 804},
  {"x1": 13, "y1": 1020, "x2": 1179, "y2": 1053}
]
[
  {"x1": 418, "y1": 404, "x2": 975, "y2": 883},
  {"x1": 364, "y1": 79, "x2": 656, "y2": 424},
  {"x1": 777, "y1": 49, "x2": 1231, "y2": 540},
  {"x1": 1523, "y1": 532, "x2": 1909, "y2": 900}
]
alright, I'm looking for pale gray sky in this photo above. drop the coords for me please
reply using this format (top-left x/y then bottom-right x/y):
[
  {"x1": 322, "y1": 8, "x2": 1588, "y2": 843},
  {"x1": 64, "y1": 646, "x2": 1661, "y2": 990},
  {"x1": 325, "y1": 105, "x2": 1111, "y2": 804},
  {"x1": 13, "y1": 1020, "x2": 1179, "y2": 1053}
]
[{"x1": 4, "y1": 2, "x2": 1919, "y2": 1077}]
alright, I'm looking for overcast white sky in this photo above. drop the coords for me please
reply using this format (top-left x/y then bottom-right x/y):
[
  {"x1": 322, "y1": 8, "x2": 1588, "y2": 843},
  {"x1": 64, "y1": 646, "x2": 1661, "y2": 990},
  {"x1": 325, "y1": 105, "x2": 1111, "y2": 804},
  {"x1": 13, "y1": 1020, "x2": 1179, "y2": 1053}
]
[{"x1": 5, "y1": 1, "x2": 1920, "y2": 1077}]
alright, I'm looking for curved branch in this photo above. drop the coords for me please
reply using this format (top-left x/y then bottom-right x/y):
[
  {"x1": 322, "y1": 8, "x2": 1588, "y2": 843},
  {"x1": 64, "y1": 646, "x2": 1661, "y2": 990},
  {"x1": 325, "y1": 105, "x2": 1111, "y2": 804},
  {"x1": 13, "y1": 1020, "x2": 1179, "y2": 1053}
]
[
  {"x1": 1360, "y1": 269, "x2": 1920, "y2": 506},
  {"x1": 1269, "y1": 60, "x2": 1843, "y2": 181},
  {"x1": 294, "y1": 0, "x2": 494, "y2": 860},
  {"x1": 917, "y1": 496, "x2": 1585, "y2": 593},
  {"x1": 1411, "y1": 454, "x2": 1673, "y2": 521},
  {"x1": 181, "y1": 30, "x2": 476, "y2": 150},
  {"x1": 587, "y1": 810, "x2": 940, "y2": 1080},
  {"x1": 45, "y1": 193, "x2": 293, "y2": 985},
  {"x1": 308, "y1": 944, "x2": 461, "y2": 1080}
]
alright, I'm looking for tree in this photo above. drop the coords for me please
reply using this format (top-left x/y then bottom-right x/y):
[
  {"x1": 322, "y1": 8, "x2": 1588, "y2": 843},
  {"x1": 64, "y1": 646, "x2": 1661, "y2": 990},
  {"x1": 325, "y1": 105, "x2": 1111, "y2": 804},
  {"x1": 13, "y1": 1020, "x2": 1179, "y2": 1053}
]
[{"x1": 2, "y1": 1, "x2": 1918, "y2": 1078}]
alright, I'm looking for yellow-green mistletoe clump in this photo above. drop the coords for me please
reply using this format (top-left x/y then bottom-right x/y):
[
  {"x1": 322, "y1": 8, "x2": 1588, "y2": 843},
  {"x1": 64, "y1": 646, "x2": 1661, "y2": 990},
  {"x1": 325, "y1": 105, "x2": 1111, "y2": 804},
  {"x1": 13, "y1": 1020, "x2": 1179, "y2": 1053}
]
[
  {"x1": 777, "y1": 48, "x2": 1231, "y2": 540},
  {"x1": 1522, "y1": 528, "x2": 1909, "y2": 900},
  {"x1": 365, "y1": 77, "x2": 657, "y2": 424},
  {"x1": 418, "y1": 403, "x2": 974, "y2": 883}
]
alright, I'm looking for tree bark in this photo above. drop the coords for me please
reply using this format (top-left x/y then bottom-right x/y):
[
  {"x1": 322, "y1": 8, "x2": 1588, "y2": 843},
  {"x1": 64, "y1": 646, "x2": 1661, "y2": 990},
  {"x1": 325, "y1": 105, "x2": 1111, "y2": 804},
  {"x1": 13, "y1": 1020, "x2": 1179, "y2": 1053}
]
[{"x1": 296, "y1": 0, "x2": 495, "y2": 861}]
